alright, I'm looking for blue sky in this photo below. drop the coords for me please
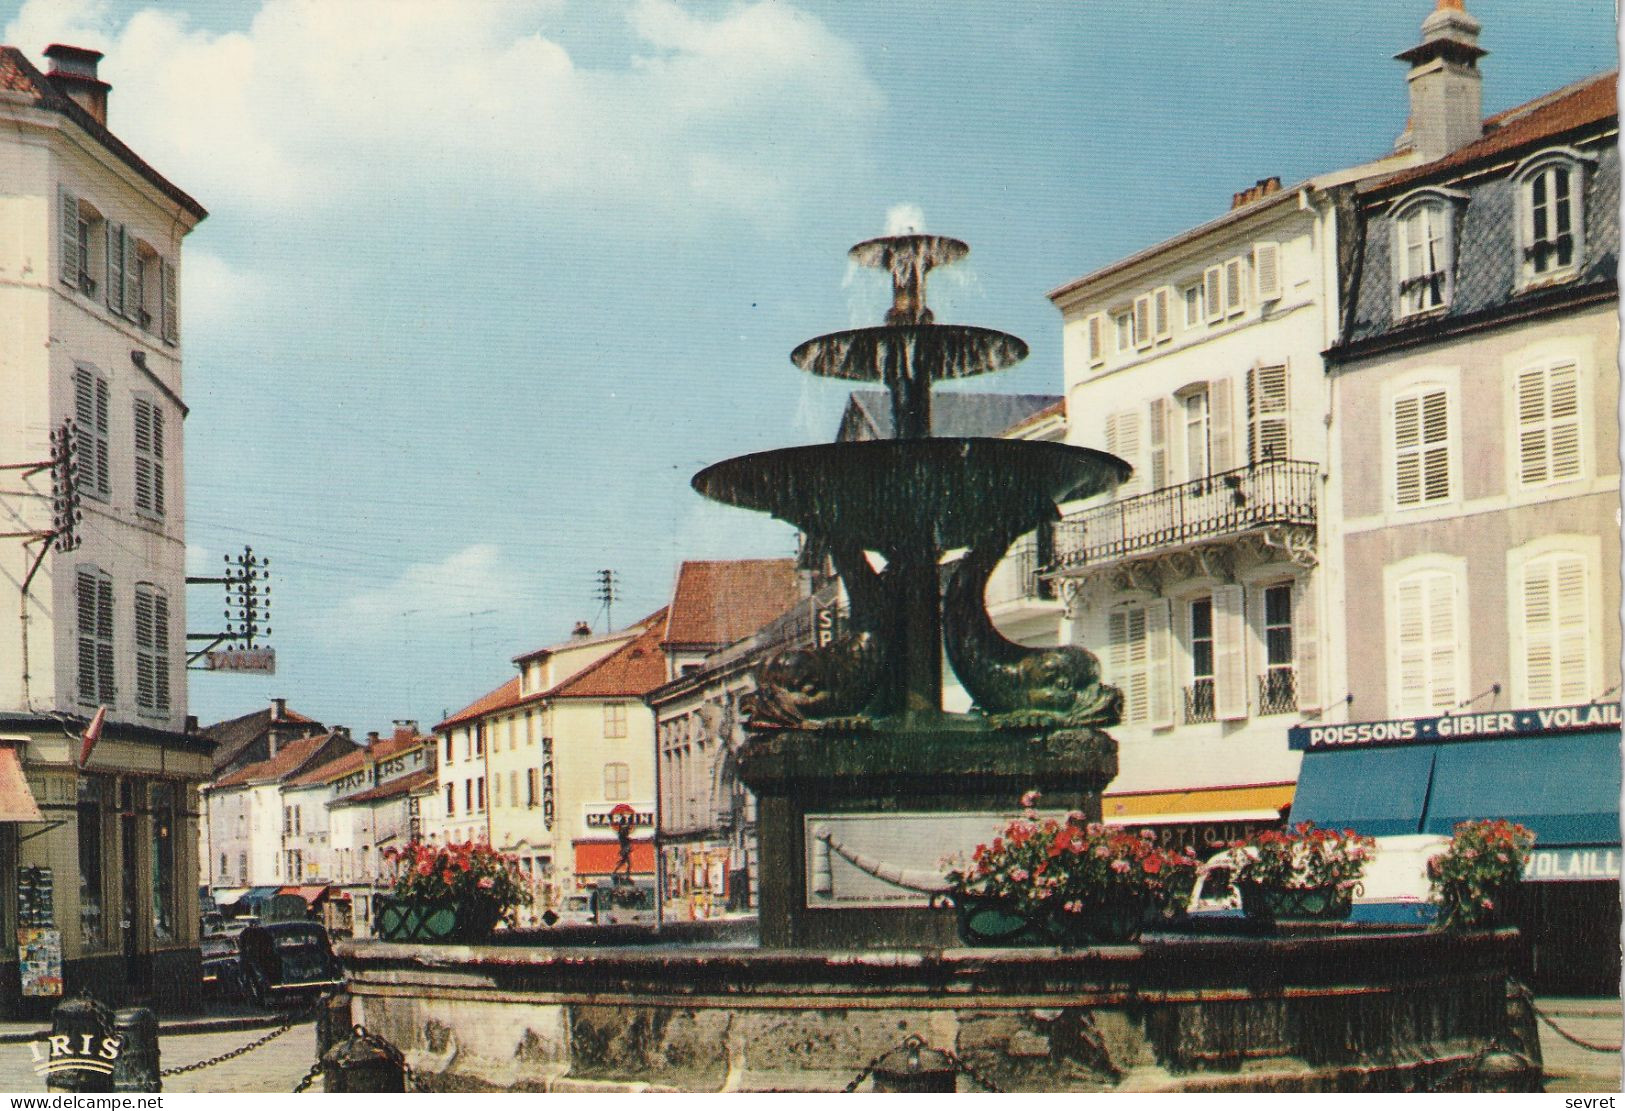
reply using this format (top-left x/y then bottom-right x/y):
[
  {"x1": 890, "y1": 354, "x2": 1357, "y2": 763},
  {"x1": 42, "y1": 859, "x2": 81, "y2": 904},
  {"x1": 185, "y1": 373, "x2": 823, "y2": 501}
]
[{"x1": 1, "y1": 1, "x2": 1613, "y2": 732}]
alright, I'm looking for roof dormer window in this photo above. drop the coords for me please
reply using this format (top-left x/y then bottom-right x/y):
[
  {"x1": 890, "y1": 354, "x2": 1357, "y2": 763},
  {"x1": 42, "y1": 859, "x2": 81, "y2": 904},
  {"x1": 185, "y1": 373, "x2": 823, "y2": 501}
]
[
  {"x1": 1391, "y1": 189, "x2": 1463, "y2": 318},
  {"x1": 1515, "y1": 147, "x2": 1595, "y2": 288}
]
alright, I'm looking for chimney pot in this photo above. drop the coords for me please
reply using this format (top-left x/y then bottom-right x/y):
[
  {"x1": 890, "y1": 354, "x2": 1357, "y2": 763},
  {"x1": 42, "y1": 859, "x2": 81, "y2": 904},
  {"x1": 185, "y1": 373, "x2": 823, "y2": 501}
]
[
  {"x1": 571, "y1": 620, "x2": 593, "y2": 638},
  {"x1": 43, "y1": 44, "x2": 110, "y2": 127}
]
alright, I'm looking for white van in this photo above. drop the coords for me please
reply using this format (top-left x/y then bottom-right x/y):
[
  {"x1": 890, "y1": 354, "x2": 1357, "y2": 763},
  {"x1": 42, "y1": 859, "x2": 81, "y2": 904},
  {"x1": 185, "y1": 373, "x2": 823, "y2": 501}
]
[{"x1": 1186, "y1": 834, "x2": 1451, "y2": 925}]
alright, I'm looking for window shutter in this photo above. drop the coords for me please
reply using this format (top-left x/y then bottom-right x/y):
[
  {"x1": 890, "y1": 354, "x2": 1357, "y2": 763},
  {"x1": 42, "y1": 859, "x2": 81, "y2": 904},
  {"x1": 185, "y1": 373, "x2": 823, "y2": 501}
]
[
  {"x1": 122, "y1": 233, "x2": 140, "y2": 321},
  {"x1": 1522, "y1": 554, "x2": 1590, "y2": 706},
  {"x1": 1208, "y1": 378, "x2": 1234, "y2": 473},
  {"x1": 95, "y1": 574, "x2": 114, "y2": 704},
  {"x1": 1147, "y1": 398, "x2": 1168, "y2": 490},
  {"x1": 1105, "y1": 409, "x2": 1142, "y2": 495},
  {"x1": 1547, "y1": 365, "x2": 1581, "y2": 480},
  {"x1": 1394, "y1": 389, "x2": 1449, "y2": 506},
  {"x1": 59, "y1": 189, "x2": 79, "y2": 286},
  {"x1": 1147, "y1": 599, "x2": 1174, "y2": 728},
  {"x1": 1420, "y1": 391, "x2": 1449, "y2": 501},
  {"x1": 1203, "y1": 266, "x2": 1224, "y2": 323},
  {"x1": 160, "y1": 258, "x2": 179, "y2": 344},
  {"x1": 1254, "y1": 241, "x2": 1282, "y2": 301},
  {"x1": 1108, "y1": 608, "x2": 1148, "y2": 724},
  {"x1": 1153, "y1": 287, "x2": 1172, "y2": 340},
  {"x1": 1086, "y1": 314, "x2": 1103, "y2": 366},
  {"x1": 1211, "y1": 584, "x2": 1247, "y2": 720},
  {"x1": 1133, "y1": 294, "x2": 1151, "y2": 349},
  {"x1": 134, "y1": 400, "x2": 153, "y2": 513},
  {"x1": 1394, "y1": 570, "x2": 1459, "y2": 716},
  {"x1": 1519, "y1": 363, "x2": 1581, "y2": 486},
  {"x1": 135, "y1": 588, "x2": 155, "y2": 710},
  {"x1": 1224, "y1": 257, "x2": 1245, "y2": 315},
  {"x1": 106, "y1": 222, "x2": 124, "y2": 316},
  {"x1": 1247, "y1": 363, "x2": 1290, "y2": 463},
  {"x1": 150, "y1": 407, "x2": 165, "y2": 517},
  {"x1": 1425, "y1": 573, "x2": 1458, "y2": 711},
  {"x1": 152, "y1": 591, "x2": 170, "y2": 712},
  {"x1": 76, "y1": 569, "x2": 98, "y2": 703},
  {"x1": 1293, "y1": 577, "x2": 1320, "y2": 712}
]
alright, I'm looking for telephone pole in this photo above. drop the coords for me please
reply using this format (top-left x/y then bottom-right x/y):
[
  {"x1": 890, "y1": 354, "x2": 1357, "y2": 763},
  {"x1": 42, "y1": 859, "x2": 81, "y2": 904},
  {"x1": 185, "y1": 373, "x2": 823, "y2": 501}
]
[
  {"x1": 186, "y1": 545, "x2": 274, "y2": 671},
  {"x1": 595, "y1": 569, "x2": 618, "y2": 632}
]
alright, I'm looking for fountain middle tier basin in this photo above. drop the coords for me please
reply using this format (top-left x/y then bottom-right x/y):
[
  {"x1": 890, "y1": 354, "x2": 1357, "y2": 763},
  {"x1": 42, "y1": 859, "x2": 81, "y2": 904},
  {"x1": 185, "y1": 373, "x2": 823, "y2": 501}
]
[
  {"x1": 692, "y1": 438, "x2": 1130, "y2": 552},
  {"x1": 336, "y1": 927, "x2": 1537, "y2": 1092},
  {"x1": 791, "y1": 324, "x2": 1029, "y2": 381}
]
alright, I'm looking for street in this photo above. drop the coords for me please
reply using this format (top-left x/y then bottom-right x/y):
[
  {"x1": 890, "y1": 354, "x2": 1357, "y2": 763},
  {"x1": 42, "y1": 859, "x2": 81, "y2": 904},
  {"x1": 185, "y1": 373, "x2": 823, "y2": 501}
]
[{"x1": 0, "y1": 1020, "x2": 323, "y2": 1094}]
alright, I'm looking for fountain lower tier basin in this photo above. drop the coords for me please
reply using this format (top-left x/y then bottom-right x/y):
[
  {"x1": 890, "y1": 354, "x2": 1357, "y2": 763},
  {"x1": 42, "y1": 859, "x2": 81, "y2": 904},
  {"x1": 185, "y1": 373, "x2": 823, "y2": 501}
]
[
  {"x1": 692, "y1": 438, "x2": 1130, "y2": 552},
  {"x1": 335, "y1": 928, "x2": 1538, "y2": 1092}
]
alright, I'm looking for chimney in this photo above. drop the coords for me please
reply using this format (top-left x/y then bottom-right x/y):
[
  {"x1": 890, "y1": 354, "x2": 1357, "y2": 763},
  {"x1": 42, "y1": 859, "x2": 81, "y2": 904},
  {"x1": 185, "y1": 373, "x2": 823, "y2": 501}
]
[
  {"x1": 571, "y1": 621, "x2": 593, "y2": 639},
  {"x1": 392, "y1": 720, "x2": 419, "y2": 742},
  {"x1": 366, "y1": 731, "x2": 381, "y2": 745},
  {"x1": 1230, "y1": 176, "x2": 1283, "y2": 211},
  {"x1": 1394, "y1": 0, "x2": 1487, "y2": 162},
  {"x1": 270, "y1": 697, "x2": 286, "y2": 722},
  {"x1": 42, "y1": 44, "x2": 110, "y2": 127}
]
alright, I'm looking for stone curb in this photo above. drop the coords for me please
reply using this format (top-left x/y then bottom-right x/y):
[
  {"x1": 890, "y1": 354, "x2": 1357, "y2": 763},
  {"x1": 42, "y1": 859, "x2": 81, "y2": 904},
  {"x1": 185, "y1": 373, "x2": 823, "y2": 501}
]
[{"x1": 0, "y1": 1011, "x2": 292, "y2": 1045}]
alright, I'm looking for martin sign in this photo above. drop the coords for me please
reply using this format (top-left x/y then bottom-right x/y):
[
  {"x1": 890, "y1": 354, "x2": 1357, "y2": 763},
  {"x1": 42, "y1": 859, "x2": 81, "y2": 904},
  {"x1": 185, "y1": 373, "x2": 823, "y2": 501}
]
[
  {"x1": 1290, "y1": 701, "x2": 1621, "y2": 751},
  {"x1": 583, "y1": 805, "x2": 654, "y2": 831}
]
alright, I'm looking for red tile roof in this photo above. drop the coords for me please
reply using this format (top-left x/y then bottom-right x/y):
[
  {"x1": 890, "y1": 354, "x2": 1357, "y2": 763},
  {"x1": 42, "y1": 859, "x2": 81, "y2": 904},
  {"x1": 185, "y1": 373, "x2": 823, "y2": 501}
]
[
  {"x1": 549, "y1": 609, "x2": 670, "y2": 699},
  {"x1": 0, "y1": 47, "x2": 206, "y2": 219},
  {"x1": 662, "y1": 560, "x2": 802, "y2": 649},
  {"x1": 334, "y1": 767, "x2": 437, "y2": 806},
  {"x1": 212, "y1": 731, "x2": 355, "y2": 788},
  {"x1": 1373, "y1": 71, "x2": 1617, "y2": 193},
  {"x1": 1001, "y1": 398, "x2": 1065, "y2": 436},
  {"x1": 436, "y1": 676, "x2": 523, "y2": 731},
  {"x1": 286, "y1": 746, "x2": 365, "y2": 788}
]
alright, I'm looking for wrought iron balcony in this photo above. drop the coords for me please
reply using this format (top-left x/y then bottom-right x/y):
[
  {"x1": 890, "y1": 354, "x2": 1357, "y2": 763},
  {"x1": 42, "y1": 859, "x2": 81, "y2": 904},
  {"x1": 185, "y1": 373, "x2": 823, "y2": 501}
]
[
  {"x1": 1049, "y1": 459, "x2": 1317, "y2": 573},
  {"x1": 1184, "y1": 679, "x2": 1216, "y2": 724},
  {"x1": 986, "y1": 535, "x2": 1059, "y2": 607},
  {"x1": 1258, "y1": 667, "x2": 1298, "y2": 716}
]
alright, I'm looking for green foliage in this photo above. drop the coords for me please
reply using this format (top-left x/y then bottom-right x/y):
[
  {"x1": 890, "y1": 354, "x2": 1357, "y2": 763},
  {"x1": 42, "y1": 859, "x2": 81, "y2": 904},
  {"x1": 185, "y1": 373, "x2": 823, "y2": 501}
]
[{"x1": 1427, "y1": 819, "x2": 1535, "y2": 931}]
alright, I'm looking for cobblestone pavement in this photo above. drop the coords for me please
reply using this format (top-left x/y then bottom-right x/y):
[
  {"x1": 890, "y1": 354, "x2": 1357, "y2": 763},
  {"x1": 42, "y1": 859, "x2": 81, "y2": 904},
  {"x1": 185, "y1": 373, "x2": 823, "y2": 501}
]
[
  {"x1": 1536, "y1": 998, "x2": 1623, "y2": 1094},
  {"x1": 0, "y1": 1019, "x2": 323, "y2": 1093}
]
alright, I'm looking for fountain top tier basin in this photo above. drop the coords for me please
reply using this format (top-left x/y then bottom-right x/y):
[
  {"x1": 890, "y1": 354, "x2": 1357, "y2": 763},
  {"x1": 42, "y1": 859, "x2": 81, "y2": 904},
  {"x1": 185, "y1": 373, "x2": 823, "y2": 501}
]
[{"x1": 692, "y1": 437, "x2": 1129, "y2": 553}]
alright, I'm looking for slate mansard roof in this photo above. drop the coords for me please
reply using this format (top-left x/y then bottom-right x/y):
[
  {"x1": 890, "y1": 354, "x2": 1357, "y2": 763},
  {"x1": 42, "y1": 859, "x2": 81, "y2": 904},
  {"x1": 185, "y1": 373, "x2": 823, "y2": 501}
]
[{"x1": 1335, "y1": 72, "x2": 1618, "y2": 359}]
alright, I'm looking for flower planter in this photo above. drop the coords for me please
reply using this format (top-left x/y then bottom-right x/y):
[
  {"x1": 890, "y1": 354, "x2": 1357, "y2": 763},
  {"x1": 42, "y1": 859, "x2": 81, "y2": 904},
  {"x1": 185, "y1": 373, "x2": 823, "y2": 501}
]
[
  {"x1": 1238, "y1": 882, "x2": 1352, "y2": 925},
  {"x1": 953, "y1": 895, "x2": 1154, "y2": 946},
  {"x1": 376, "y1": 895, "x2": 502, "y2": 943}
]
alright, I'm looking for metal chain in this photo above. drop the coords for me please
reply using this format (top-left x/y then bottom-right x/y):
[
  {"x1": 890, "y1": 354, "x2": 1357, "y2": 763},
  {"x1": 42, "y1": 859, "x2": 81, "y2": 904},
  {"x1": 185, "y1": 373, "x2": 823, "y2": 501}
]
[
  {"x1": 841, "y1": 1043, "x2": 895, "y2": 1093},
  {"x1": 160, "y1": 991, "x2": 331, "y2": 1079},
  {"x1": 1531, "y1": 1004, "x2": 1623, "y2": 1054},
  {"x1": 939, "y1": 1045, "x2": 1004, "y2": 1092},
  {"x1": 839, "y1": 1034, "x2": 1003, "y2": 1093}
]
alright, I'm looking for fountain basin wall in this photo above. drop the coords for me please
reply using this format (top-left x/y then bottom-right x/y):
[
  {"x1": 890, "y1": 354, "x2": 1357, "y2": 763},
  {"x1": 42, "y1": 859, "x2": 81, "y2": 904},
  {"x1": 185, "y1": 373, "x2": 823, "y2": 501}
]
[{"x1": 337, "y1": 928, "x2": 1535, "y2": 1092}]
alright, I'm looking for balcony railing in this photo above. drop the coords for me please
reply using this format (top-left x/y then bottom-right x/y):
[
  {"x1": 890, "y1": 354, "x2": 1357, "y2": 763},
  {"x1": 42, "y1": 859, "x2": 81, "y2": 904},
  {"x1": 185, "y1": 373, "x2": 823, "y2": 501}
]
[
  {"x1": 1258, "y1": 667, "x2": 1298, "y2": 715},
  {"x1": 1050, "y1": 459, "x2": 1317, "y2": 572},
  {"x1": 986, "y1": 536, "x2": 1059, "y2": 607},
  {"x1": 1184, "y1": 679, "x2": 1216, "y2": 724}
]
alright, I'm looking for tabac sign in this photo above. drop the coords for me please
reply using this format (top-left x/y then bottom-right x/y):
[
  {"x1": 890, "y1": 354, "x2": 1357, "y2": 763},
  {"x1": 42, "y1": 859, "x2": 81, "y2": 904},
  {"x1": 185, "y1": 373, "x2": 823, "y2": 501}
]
[
  {"x1": 1290, "y1": 701, "x2": 1621, "y2": 751},
  {"x1": 204, "y1": 648, "x2": 276, "y2": 674}
]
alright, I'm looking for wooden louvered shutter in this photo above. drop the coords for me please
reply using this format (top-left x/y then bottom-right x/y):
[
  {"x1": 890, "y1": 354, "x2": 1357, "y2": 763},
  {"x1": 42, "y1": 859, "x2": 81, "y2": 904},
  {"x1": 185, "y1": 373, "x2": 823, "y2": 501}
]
[
  {"x1": 1395, "y1": 571, "x2": 1460, "y2": 716},
  {"x1": 123, "y1": 234, "x2": 140, "y2": 322},
  {"x1": 1086, "y1": 314, "x2": 1103, "y2": 366},
  {"x1": 94, "y1": 376, "x2": 110, "y2": 497},
  {"x1": 161, "y1": 259, "x2": 179, "y2": 344},
  {"x1": 106, "y1": 222, "x2": 124, "y2": 316},
  {"x1": 1147, "y1": 599, "x2": 1174, "y2": 728},
  {"x1": 1518, "y1": 364, "x2": 1581, "y2": 485},
  {"x1": 1522, "y1": 554, "x2": 1590, "y2": 706},
  {"x1": 1108, "y1": 609, "x2": 1145, "y2": 724},
  {"x1": 1394, "y1": 389, "x2": 1449, "y2": 506},
  {"x1": 1153, "y1": 287, "x2": 1172, "y2": 341},
  {"x1": 1254, "y1": 241, "x2": 1281, "y2": 301},
  {"x1": 134, "y1": 400, "x2": 153, "y2": 513},
  {"x1": 150, "y1": 406, "x2": 165, "y2": 517},
  {"x1": 1133, "y1": 295, "x2": 1151, "y2": 349},
  {"x1": 1203, "y1": 266, "x2": 1224, "y2": 323},
  {"x1": 135, "y1": 587, "x2": 155, "y2": 710},
  {"x1": 94, "y1": 574, "x2": 114, "y2": 704},
  {"x1": 1224, "y1": 257, "x2": 1244, "y2": 315},
  {"x1": 1106, "y1": 410, "x2": 1142, "y2": 495},
  {"x1": 153, "y1": 590, "x2": 170, "y2": 712},
  {"x1": 1211, "y1": 584, "x2": 1247, "y2": 721},
  {"x1": 1148, "y1": 398, "x2": 1168, "y2": 490},
  {"x1": 76, "y1": 569, "x2": 99, "y2": 703},
  {"x1": 1208, "y1": 378, "x2": 1234, "y2": 473},
  {"x1": 1247, "y1": 363, "x2": 1290, "y2": 463},
  {"x1": 59, "y1": 189, "x2": 79, "y2": 286},
  {"x1": 1420, "y1": 391, "x2": 1449, "y2": 501},
  {"x1": 1293, "y1": 577, "x2": 1320, "y2": 712}
]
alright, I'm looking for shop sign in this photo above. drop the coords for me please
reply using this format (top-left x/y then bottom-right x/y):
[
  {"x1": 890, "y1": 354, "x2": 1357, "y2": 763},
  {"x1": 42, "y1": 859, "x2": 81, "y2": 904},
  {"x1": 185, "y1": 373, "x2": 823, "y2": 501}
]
[
  {"x1": 204, "y1": 648, "x2": 276, "y2": 673},
  {"x1": 1128, "y1": 820, "x2": 1277, "y2": 854},
  {"x1": 1523, "y1": 847, "x2": 1620, "y2": 883},
  {"x1": 583, "y1": 804, "x2": 655, "y2": 831},
  {"x1": 1291, "y1": 701, "x2": 1621, "y2": 751},
  {"x1": 815, "y1": 603, "x2": 839, "y2": 647}
]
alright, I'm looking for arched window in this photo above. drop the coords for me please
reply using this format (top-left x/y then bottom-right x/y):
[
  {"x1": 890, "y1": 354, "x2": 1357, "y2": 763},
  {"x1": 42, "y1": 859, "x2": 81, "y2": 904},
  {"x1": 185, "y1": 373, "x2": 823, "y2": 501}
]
[
  {"x1": 1514, "y1": 148, "x2": 1595, "y2": 286},
  {"x1": 1392, "y1": 195, "x2": 1457, "y2": 316}
]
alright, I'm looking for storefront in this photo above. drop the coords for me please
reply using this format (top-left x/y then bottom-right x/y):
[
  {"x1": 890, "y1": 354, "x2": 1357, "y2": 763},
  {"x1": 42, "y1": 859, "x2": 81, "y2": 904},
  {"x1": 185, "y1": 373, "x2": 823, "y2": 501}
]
[
  {"x1": 1100, "y1": 783, "x2": 1294, "y2": 856},
  {"x1": 662, "y1": 843, "x2": 748, "y2": 920},
  {"x1": 1289, "y1": 701, "x2": 1621, "y2": 993}
]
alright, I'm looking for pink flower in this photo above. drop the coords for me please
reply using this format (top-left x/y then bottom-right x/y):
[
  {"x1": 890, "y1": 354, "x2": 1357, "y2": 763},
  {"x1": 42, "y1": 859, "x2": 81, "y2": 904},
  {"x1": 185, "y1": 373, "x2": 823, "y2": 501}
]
[
  {"x1": 1111, "y1": 860, "x2": 1131, "y2": 873},
  {"x1": 1009, "y1": 868, "x2": 1029, "y2": 882},
  {"x1": 1020, "y1": 790, "x2": 1042, "y2": 808},
  {"x1": 1063, "y1": 900, "x2": 1083, "y2": 913},
  {"x1": 1067, "y1": 810, "x2": 1087, "y2": 824},
  {"x1": 478, "y1": 876, "x2": 495, "y2": 890}
]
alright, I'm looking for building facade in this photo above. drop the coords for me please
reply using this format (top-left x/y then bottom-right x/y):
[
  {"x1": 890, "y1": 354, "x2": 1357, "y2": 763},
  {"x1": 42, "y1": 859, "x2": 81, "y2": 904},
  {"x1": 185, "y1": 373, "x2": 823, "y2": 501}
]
[
  {"x1": 0, "y1": 44, "x2": 209, "y2": 1014},
  {"x1": 1314, "y1": 61, "x2": 1620, "y2": 992}
]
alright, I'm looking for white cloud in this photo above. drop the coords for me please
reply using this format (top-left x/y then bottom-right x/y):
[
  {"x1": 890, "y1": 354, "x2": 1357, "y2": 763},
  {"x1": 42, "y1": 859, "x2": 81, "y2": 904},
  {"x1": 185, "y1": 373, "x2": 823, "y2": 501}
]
[
  {"x1": 5, "y1": 0, "x2": 883, "y2": 227},
  {"x1": 335, "y1": 543, "x2": 525, "y2": 628},
  {"x1": 180, "y1": 249, "x2": 262, "y2": 335}
]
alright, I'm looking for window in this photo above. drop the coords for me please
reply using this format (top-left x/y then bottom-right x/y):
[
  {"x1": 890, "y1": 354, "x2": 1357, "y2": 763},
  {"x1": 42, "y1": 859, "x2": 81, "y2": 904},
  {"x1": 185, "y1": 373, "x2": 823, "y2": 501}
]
[
  {"x1": 1133, "y1": 294, "x2": 1152, "y2": 350},
  {"x1": 445, "y1": 783, "x2": 455, "y2": 816},
  {"x1": 59, "y1": 189, "x2": 101, "y2": 295},
  {"x1": 464, "y1": 779, "x2": 473, "y2": 813},
  {"x1": 476, "y1": 776, "x2": 485, "y2": 811},
  {"x1": 1108, "y1": 601, "x2": 1170, "y2": 726},
  {"x1": 604, "y1": 762, "x2": 631, "y2": 800},
  {"x1": 160, "y1": 258, "x2": 178, "y2": 344},
  {"x1": 219, "y1": 852, "x2": 226, "y2": 878},
  {"x1": 78, "y1": 777, "x2": 105, "y2": 948},
  {"x1": 1396, "y1": 201, "x2": 1452, "y2": 315},
  {"x1": 1247, "y1": 364, "x2": 1289, "y2": 463},
  {"x1": 105, "y1": 220, "x2": 134, "y2": 319},
  {"x1": 129, "y1": 397, "x2": 166, "y2": 518},
  {"x1": 72, "y1": 367, "x2": 110, "y2": 500},
  {"x1": 493, "y1": 773, "x2": 502, "y2": 807},
  {"x1": 1113, "y1": 310, "x2": 1134, "y2": 353},
  {"x1": 1518, "y1": 152, "x2": 1590, "y2": 283},
  {"x1": 1516, "y1": 550, "x2": 1592, "y2": 707},
  {"x1": 604, "y1": 702, "x2": 627, "y2": 738},
  {"x1": 1182, "y1": 283, "x2": 1203, "y2": 328},
  {"x1": 1260, "y1": 583, "x2": 1296, "y2": 714},
  {"x1": 238, "y1": 851, "x2": 247, "y2": 884},
  {"x1": 1392, "y1": 387, "x2": 1450, "y2": 506},
  {"x1": 1390, "y1": 563, "x2": 1464, "y2": 717},
  {"x1": 76, "y1": 567, "x2": 114, "y2": 705},
  {"x1": 1515, "y1": 362, "x2": 1581, "y2": 487},
  {"x1": 474, "y1": 724, "x2": 484, "y2": 757},
  {"x1": 526, "y1": 710, "x2": 536, "y2": 744},
  {"x1": 1086, "y1": 314, "x2": 1105, "y2": 367},
  {"x1": 150, "y1": 782, "x2": 175, "y2": 941},
  {"x1": 1182, "y1": 388, "x2": 1210, "y2": 480},
  {"x1": 444, "y1": 733, "x2": 453, "y2": 763},
  {"x1": 526, "y1": 767, "x2": 539, "y2": 808},
  {"x1": 509, "y1": 770, "x2": 519, "y2": 808},
  {"x1": 282, "y1": 805, "x2": 291, "y2": 833},
  {"x1": 1185, "y1": 597, "x2": 1215, "y2": 724},
  {"x1": 1254, "y1": 241, "x2": 1282, "y2": 302},
  {"x1": 134, "y1": 584, "x2": 170, "y2": 714}
]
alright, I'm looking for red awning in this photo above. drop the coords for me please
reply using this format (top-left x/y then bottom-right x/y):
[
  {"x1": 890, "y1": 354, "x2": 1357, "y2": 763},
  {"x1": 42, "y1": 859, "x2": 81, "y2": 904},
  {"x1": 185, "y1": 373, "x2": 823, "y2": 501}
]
[
  {"x1": 277, "y1": 885, "x2": 329, "y2": 905},
  {"x1": 574, "y1": 840, "x2": 655, "y2": 875},
  {"x1": 0, "y1": 746, "x2": 42, "y2": 822}
]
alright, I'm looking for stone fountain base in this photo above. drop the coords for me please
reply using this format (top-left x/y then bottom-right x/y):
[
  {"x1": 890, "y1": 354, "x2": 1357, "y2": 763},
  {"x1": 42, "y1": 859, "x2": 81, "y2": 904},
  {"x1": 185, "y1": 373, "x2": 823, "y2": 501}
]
[{"x1": 336, "y1": 928, "x2": 1539, "y2": 1092}]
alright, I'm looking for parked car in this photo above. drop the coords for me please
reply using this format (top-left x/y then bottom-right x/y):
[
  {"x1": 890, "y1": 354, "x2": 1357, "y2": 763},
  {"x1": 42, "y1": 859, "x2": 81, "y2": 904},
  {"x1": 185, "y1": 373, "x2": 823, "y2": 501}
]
[
  {"x1": 237, "y1": 920, "x2": 343, "y2": 1008},
  {"x1": 1184, "y1": 834, "x2": 1452, "y2": 925},
  {"x1": 200, "y1": 932, "x2": 243, "y2": 998}
]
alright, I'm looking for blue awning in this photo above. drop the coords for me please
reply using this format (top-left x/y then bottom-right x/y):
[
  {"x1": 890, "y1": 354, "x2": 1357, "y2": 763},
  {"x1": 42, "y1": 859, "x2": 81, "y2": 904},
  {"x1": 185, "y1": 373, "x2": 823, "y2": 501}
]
[
  {"x1": 1422, "y1": 730, "x2": 1621, "y2": 847},
  {"x1": 1289, "y1": 745, "x2": 1439, "y2": 836},
  {"x1": 242, "y1": 885, "x2": 281, "y2": 904}
]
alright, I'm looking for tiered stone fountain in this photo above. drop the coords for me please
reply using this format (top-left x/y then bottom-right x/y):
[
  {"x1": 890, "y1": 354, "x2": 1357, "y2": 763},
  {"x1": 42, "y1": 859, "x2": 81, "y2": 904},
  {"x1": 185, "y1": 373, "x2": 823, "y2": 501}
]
[{"x1": 336, "y1": 237, "x2": 1538, "y2": 1093}]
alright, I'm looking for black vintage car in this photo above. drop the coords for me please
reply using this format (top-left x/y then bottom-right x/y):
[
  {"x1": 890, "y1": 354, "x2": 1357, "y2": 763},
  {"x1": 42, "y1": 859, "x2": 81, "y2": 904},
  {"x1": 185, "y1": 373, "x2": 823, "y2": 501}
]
[
  {"x1": 200, "y1": 932, "x2": 244, "y2": 998},
  {"x1": 236, "y1": 921, "x2": 343, "y2": 1008}
]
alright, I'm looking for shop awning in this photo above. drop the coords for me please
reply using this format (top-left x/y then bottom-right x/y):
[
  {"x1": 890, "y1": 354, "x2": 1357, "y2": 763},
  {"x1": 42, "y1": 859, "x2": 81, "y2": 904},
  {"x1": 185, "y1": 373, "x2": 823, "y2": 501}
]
[
  {"x1": 1290, "y1": 745, "x2": 1439, "y2": 836},
  {"x1": 1422, "y1": 731, "x2": 1621, "y2": 847},
  {"x1": 277, "y1": 885, "x2": 329, "y2": 906},
  {"x1": 1102, "y1": 784, "x2": 1295, "y2": 826},
  {"x1": 574, "y1": 840, "x2": 656, "y2": 875},
  {"x1": 242, "y1": 886, "x2": 280, "y2": 904},
  {"x1": 210, "y1": 887, "x2": 249, "y2": 905},
  {"x1": 0, "y1": 746, "x2": 42, "y2": 822}
]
